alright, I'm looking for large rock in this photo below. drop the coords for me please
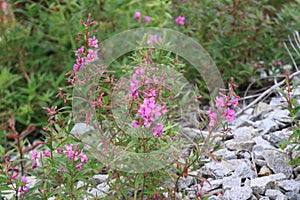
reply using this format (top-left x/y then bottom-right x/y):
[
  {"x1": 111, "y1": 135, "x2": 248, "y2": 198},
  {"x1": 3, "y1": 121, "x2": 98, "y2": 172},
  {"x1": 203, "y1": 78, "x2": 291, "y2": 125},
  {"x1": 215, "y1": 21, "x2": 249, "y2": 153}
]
[
  {"x1": 278, "y1": 180, "x2": 300, "y2": 194},
  {"x1": 203, "y1": 179, "x2": 223, "y2": 192},
  {"x1": 269, "y1": 97, "x2": 287, "y2": 108},
  {"x1": 223, "y1": 186, "x2": 252, "y2": 200},
  {"x1": 250, "y1": 173, "x2": 286, "y2": 194},
  {"x1": 265, "y1": 189, "x2": 287, "y2": 200},
  {"x1": 262, "y1": 149, "x2": 293, "y2": 178},
  {"x1": 254, "y1": 102, "x2": 272, "y2": 117},
  {"x1": 223, "y1": 176, "x2": 241, "y2": 190},
  {"x1": 213, "y1": 148, "x2": 237, "y2": 160},
  {"x1": 257, "y1": 118, "x2": 278, "y2": 134},
  {"x1": 252, "y1": 136, "x2": 276, "y2": 159},
  {"x1": 269, "y1": 109, "x2": 291, "y2": 124},
  {"x1": 178, "y1": 176, "x2": 195, "y2": 191},
  {"x1": 225, "y1": 127, "x2": 259, "y2": 151},
  {"x1": 225, "y1": 139, "x2": 255, "y2": 151},
  {"x1": 232, "y1": 159, "x2": 256, "y2": 179},
  {"x1": 205, "y1": 159, "x2": 248, "y2": 179}
]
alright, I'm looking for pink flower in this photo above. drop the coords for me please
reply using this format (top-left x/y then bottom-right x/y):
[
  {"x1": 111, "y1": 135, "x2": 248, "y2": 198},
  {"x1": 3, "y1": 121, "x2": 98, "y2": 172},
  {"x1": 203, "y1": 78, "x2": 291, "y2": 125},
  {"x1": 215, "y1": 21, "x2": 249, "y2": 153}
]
[
  {"x1": 80, "y1": 152, "x2": 88, "y2": 163},
  {"x1": 175, "y1": 16, "x2": 185, "y2": 25},
  {"x1": 32, "y1": 160, "x2": 37, "y2": 169},
  {"x1": 76, "y1": 57, "x2": 84, "y2": 66},
  {"x1": 31, "y1": 151, "x2": 38, "y2": 169},
  {"x1": 152, "y1": 123, "x2": 164, "y2": 137},
  {"x1": 43, "y1": 150, "x2": 51, "y2": 157},
  {"x1": 65, "y1": 144, "x2": 78, "y2": 161},
  {"x1": 134, "y1": 11, "x2": 141, "y2": 19},
  {"x1": 207, "y1": 107, "x2": 217, "y2": 127},
  {"x1": 76, "y1": 163, "x2": 83, "y2": 170},
  {"x1": 19, "y1": 185, "x2": 28, "y2": 194},
  {"x1": 224, "y1": 108, "x2": 235, "y2": 122},
  {"x1": 215, "y1": 96, "x2": 225, "y2": 111},
  {"x1": 85, "y1": 49, "x2": 98, "y2": 65},
  {"x1": 56, "y1": 148, "x2": 63, "y2": 154},
  {"x1": 145, "y1": 16, "x2": 151, "y2": 23},
  {"x1": 31, "y1": 151, "x2": 38, "y2": 160},
  {"x1": 20, "y1": 176, "x2": 29, "y2": 194},
  {"x1": 11, "y1": 171, "x2": 18, "y2": 181},
  {"x1": 75, "y1": 46, "x2": 84, "y2": 56},
  {"x1": 21, "y1": 176, "x2": 28, "y2": 184},
  {"x1": 88, "y1": 36, "x2": 98, "y2": 48},
  {"x1": 233, "y1": 97, "x2": 239, "y2": 108},
  {"x1": 132, "y1": 120, "x2": 139, "y2": 128},
  {"x1": 73, "y1": 64, "x2": 81, "y2": 71},
  {"x1": 147, "y1": 35, "x2": 162, "y2": 45}
]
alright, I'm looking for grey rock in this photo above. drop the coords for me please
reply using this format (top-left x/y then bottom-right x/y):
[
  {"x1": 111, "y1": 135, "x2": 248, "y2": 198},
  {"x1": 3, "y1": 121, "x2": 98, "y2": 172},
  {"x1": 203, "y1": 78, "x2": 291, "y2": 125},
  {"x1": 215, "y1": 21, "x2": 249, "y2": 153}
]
[
  {"x1": 234, "y1": 126, "x2": 260, "y2": 140},
  {"x1": 178, "y1": 176, "x2": 195, "y2": 191},
  {"x1": 262, "y1": 149, "x2": 293, "y2": 178},
  {"x1": 257, "y1": 118, "x2": 278, "y2": 134},
  {"x1": 232, "y1": 159, "x2": 256, "y2": 179},
  {"x1": 250, "y1": 173, "x2": 286, "y2": 194},
  {"x1": 185, "y1": 188, "x2": 196, "y2": 199},
  {"x1": 253, "y1": 136, "x2": 276, "y2": 159},
  {"x1": 244, "y1": 178, "x2": 252, "y2": 187},
  {"x1": 266, "y1": 109, "x2": 290, "y2": 123},
  {"x1": 70, "y1": 122, "x2": 95, "y2": 135},
  {"x1": 225, "y1": 139, "x2": 255, "y2": 151},
  {"x1": 255, "y1": 159, "x2": 267, "y2": 167},
  {"x1": 205, "y1": 159, "x2": 247, "y2": 179},
  {"x1": 213, "y1": 148, "x2": 237, "y2": 160},
  {"x1": 225, "y1": 127, "x2": 258, "y2": 151},
  {"x1": 223, "y1": 176, "x2": 241, "y2": 190},
  {"x1": 253, "y1": 136, "x2": 275, "y2": 147},
  {"x1": 285, "y1": 192, "x2": 300, "y2": 200},
  {"x1": 244, "y1": 108, "x2": 254, "y2": 115},
  {"x1": 233, "y1": 114, "x2": 252, "y2": 127},
  {"x1": 269, "y1": 97, "x2": 287, "y2": 108},
  {"x1": 223, "y1": 186, "x2": 252, "y2": 200},
  {"x1": 254, "y1": 102, "x2": 272, "y2": 116},
  {"x1": 262, "y1": 132, "x2": 286, "y2": 146},
  {"x1": 265, "y1": 189, "x2": 287, "y2": 200},
  {"x1": 236, "y1": 119, "x2": 256, "y2": 128},
  {"x1": 278, "y1": 180, "x2": 300, "y2": 194},
  {"x1": 93, "y1": 174, "x2": 108, "y2": 185},
  {"x1": 85, "y1": 182, "x2": 110, "y2": 199},
  {"x1": 203, "y1": 179, "x2": 223, "y2": 192},
  {"x1": 181, "y1": 127, "x2": 202, "y2": 141}
]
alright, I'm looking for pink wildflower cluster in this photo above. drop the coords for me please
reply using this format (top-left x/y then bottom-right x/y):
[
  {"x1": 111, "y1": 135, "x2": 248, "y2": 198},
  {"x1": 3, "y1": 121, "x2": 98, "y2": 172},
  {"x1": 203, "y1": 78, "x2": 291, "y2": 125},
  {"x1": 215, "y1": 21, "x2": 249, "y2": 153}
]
[
  {"x1": 147, "y1": 34, "x2": 162, "y2": 45},
  {"x1": 6, "y1": 163, "x2": 28, "y2": 195},
  {"x1": 207, "y1": 79, "x2": 239, "y2": 127},
  {"x1": 73, "y1": 14, "x2": 99, "y2": 71},
  {"x1": 130, "y1": 67, "x2": 168, "y2": 137},
  {"x1": 134, "y1": 11, "x2": 151, "y2": 23},
  {"x1": 31, "y1": 144, "x2": 88, "y2": 171},
  {"x1": 175, "y1": 16, "x2": 185, "y2": 25},
  {"x1": 19, "y1": 176, "x2": 28, "y2": 194},
  {"x1": 63, "y1": 144, "x2": 88, "y2": 170}
]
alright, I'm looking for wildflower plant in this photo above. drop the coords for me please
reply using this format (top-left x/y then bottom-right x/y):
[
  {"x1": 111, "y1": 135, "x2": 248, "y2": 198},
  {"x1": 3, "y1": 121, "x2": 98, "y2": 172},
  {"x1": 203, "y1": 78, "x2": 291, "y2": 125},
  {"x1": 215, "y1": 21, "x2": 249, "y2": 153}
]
[
  {"x1": 69, "y1": 14, "x2": 240, "y2": 200},
  {"x1": 0, "y1": 13, "x2": 240, "y2": 200},
  {"x1": 278, "y1": 70, "x2": 300, "y2": 165}
]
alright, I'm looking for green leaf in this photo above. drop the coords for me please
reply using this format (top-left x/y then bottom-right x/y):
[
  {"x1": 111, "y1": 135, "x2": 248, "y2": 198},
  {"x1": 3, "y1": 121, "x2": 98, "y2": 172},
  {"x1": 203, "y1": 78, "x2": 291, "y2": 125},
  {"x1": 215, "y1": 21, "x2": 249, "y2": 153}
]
[
  {"x1": 290, "y1": 129, "x2": 300, "y2": 139},
  {"x1": 289, "y1": 156, "x2": 300, "y2": 165}
]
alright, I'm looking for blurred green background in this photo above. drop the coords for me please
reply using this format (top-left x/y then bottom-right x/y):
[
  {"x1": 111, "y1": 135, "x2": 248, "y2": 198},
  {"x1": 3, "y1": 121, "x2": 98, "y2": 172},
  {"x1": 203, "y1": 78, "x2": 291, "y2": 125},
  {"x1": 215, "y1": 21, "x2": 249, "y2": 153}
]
[{"x1": 0, "y1": 0, "x2": 299, "y2": 139}]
